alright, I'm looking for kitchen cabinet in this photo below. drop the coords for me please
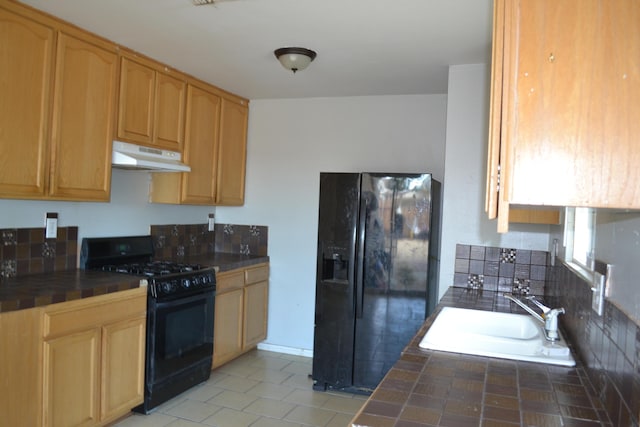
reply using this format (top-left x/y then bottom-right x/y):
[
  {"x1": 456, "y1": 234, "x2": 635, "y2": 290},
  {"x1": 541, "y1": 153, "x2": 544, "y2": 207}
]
[
  {"x1": 49, "y1": 32, "x2": 117, "y2": 201},
  {"x1": 212, "y1": 263, "x2": 269, "y2": 369},
  {"x1": 150, "y1": 83, "x2": 249, "y2": 206},
  {"x1": 116, "y1": 56, "x2": 186, "y2": 151},
  {"x1": 216, "y1": 98, "x2": 248, "y2": 205},
  {"x1": 0, "y1": 6, "x2": 53, "y2": 199},
  {"x1": 0, "y1": 2, "x2": 116, "y2": 202},
  {"x1": 42, "y1": 287, "x2": 146, "y2": 427},
  {"x1": 486, "y1": 0, "x2": 640, "y2": 232},
  {"x1": 0, "y1": 306, "x2": 43, "y2": 427}
]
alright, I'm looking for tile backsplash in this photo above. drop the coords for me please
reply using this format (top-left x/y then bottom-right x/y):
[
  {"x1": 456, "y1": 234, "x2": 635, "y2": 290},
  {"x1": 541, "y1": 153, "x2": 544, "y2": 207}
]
[
  {"x1": 453, "y1": 243, "x2": 549, "y2": 295},
  {"x1": 546, "y1": 261, "x2": 640, "y2": 427},
  {"x1": 0, "y1": 227, "x2": 78, "y2": 278},
  {"x1": 150, "y1": 223, "x2": 268, "y2": 258}
]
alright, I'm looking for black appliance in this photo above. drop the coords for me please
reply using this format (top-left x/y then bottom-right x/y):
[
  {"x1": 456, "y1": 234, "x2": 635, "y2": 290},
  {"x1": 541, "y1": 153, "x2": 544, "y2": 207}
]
[
  {"x1": 80, "y1": 235, "x2": 216, "y2": 413},
  {"x1": 312, "y1": 173, "x2": 441, "y2": 394}
]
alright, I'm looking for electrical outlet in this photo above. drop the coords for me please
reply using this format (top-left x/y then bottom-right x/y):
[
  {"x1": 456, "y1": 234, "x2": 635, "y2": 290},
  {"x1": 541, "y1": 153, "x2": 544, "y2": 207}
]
[
  {"x1": 45, "y1": 212, "x2": 58, "y2": 239},
  {"x1": 208, "y1": 213, "x2": 215, "y2": 231}
]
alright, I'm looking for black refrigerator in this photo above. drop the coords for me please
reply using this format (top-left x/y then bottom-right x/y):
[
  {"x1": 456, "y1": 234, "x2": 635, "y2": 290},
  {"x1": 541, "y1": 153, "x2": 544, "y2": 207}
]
[{"x1": 312, "y1": 172, "x2": 441, "y2": 394}]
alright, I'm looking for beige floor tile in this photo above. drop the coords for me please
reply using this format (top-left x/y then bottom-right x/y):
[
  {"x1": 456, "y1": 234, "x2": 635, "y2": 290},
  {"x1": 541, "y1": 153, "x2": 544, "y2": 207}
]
[
  {"x1": 214, "y1": 375, "x2": 260, "y2": 393},
  {"x1": 166, "y1": 419, "x2": 206, "y2": 427},
  {"x1": 277, "y1": 353, "x2": 313, "y2": 363},
  {"x1": 247, "y1": 367, "x2": 293, "y2": 384},
  {"x1": 246, "y1": 381, "x2": 296, "y2": 400},
  {"x1": 162, "y1": 399, "x2": 221, "y2": 422},
  {"x1": 113, "y1": 412, "x2": 177, "y2": 427},
  {"x1": 281, "y1": 360, "x2": 313, "y2": 375},
  {"x1": 281, "y1": 372, "x2": 314, "y2": 389},
  {"x1": 326, "y1": 412, "x2": 355, "y2": 427},
  {"x1": 243, "y1": 397, "x2": 297, "y2": 418},
  {"x1": 249, "y1": 355, "x2": 293, "y2": 371},
  {"x1": 283, "y1": 389, "x2": 332, "y2": 408},
  {"x1": 201, "y1": 407, "x2": 260, "y2": 427},
  {"x1": 250, "y1": 416, "x2": 304, "y2": 427},
  {"x1": 182, "y1": 384, "x2": 225, "y2": 402},
  {"x1": 215, "y1": 361, "x2": 261, "y2": 378},
  {"x1": 207, "y1": 390, "x2": 258, "y2": 410},
  {"x1": 322, "y1": 395, "x2": 366, "y2": 414},
  {"x1": 283, "y1": 405, "x2": 338, "y2": 426}
]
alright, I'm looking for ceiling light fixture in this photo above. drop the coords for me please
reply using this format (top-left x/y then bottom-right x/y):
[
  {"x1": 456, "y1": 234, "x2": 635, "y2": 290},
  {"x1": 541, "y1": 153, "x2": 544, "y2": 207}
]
[{"x1": 274, "y1": 47, "x2": 317, "y2": 74}]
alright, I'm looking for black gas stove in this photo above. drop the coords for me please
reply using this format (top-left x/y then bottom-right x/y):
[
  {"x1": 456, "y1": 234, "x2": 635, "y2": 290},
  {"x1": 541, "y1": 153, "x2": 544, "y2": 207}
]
[
  {"x1": 80, "y1": 235, "x2": 216, "y2": 300},
  {"x1": 80, "y1": 235, "x2": 216, "y2": 413}
]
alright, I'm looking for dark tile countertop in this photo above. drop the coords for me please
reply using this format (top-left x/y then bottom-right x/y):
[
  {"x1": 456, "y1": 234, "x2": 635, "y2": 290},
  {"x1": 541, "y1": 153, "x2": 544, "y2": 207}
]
[
  {"x1": 350, "y1": 287, "x2": 612, "y2": 427},
  {"x1": 0, "y1": 253, "x2": 269, "y2": 314}
]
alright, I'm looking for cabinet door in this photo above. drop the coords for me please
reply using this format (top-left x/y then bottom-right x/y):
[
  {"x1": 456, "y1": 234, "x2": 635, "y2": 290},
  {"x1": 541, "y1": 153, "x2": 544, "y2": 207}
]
[
  {"x1": 0, "y1": 308, "x2": 43, "y2": 427},
  {"x1": 216, "y1": 98, "x2": 248, "y2": 205},
  {"x1": 101, "y1": 316, "x2": 146, "y2": 422},
  {"x1": 49, "y1": 32, "x2": 117, "y2": 201},
  {"x1": 212, "y1": 288, "x2": 243, "y2": 368},
  {"x1": 117, "y1": 57, "x2": 155, "y2": 145},
  {"x1": 43, "y1": 329, "x2": 101, "y2": 427},
  {"x1": 0, "y1": 8, "x2": 54, "y2": 199},
  {"x1": 155, "y1": 71, "x2": 186, "y2": 151},
  {"x1": 502, "y1": 0, "x2": 640, "y2": 209},
  {"x1": 242, "y1": 281, "x2": 268, "y2": 350},
  {"x1": 181, "y1": 84, "x2": 221, "y2": 204}
]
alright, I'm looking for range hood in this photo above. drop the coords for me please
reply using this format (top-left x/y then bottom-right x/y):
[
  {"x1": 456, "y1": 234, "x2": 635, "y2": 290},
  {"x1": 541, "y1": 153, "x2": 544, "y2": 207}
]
[{"x1": 112, "y1": 141, "x2": 190, "y2": 172}]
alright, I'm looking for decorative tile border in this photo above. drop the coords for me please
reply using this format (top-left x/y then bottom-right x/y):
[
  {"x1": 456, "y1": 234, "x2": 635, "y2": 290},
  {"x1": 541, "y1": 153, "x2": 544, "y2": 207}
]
[
  {"x1": 0, "y1": 227, "x2": 78, "y2": 278},
  {"x1": 453, "y1": 244, "x2": 548, "y2": 295}
]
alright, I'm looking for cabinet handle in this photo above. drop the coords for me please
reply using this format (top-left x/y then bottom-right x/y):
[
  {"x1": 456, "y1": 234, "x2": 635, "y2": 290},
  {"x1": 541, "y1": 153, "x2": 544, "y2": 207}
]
[{"x1": 548, "y1": 53, "x2": 555, "y2": 63}]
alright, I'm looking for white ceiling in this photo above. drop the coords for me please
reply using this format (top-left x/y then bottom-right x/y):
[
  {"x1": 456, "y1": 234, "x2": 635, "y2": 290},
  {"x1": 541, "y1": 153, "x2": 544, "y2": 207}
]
[{"x1": 19, "y1": 0, "x2": 493, "y2": 100}]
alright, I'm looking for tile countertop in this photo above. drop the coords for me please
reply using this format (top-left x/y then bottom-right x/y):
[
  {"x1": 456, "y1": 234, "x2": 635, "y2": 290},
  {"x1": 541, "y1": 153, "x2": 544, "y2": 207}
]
[
  {"x1": 350, "y1": 287, "x2": 612, "y2": 427},
  {"x1": 0, "y1": 253, "x2": 269, "y2": 314}
]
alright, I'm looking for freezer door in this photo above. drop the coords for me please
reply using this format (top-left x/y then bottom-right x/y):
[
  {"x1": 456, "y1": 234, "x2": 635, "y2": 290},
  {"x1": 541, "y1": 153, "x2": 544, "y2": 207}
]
[
  {"x1": 353, "y1": 173, "x2": 433, "y2": 390},
  {"x1": 312, "y1": 173, "x2": 360, "y2": 390}
]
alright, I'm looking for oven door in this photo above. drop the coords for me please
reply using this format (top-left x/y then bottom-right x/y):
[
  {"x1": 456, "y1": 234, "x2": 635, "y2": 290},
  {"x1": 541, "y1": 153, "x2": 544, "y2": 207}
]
[{"x1": 147, "y1": 289, "x2": 215, "y2": 386}]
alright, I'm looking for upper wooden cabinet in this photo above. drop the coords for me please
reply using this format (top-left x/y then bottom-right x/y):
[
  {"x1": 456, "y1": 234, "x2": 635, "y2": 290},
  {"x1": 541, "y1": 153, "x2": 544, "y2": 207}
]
[
  {"x1": 0, "y1": 3, "x2": 116, "y2": 202},
  {"x1": 217, "y1": 98, "x2": 248, "y2": 206},
  {"x1": 117, "y1": 56, "x2": 186, "y2": 151},
  {"x1": 49, "y1": 32, "x2": 117, "y2": 201},
  {"x1": 486, "y1": 0, "x2": 640, "y2": 232},
  {"x1": 150, "y1": 84, "x2": 249, "y2": 206},
  {"x1": 0, "y1": 6, "x2": 53, "y2": 198}
]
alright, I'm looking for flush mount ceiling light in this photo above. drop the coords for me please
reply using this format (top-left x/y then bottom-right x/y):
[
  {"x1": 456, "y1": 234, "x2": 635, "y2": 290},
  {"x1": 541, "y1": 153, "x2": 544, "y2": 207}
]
[{"x1": 274, "y1": 47, "x2": 317, "y2": 73}]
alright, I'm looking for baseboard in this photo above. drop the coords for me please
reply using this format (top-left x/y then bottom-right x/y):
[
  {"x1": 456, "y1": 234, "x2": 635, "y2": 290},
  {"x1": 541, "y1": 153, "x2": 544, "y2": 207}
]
[{"x1": 257, "y1": 342, "x2": 313, "y2": 358}]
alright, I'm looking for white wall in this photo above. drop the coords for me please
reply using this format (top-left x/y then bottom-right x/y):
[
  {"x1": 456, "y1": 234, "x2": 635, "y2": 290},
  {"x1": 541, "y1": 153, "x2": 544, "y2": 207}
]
[
  {"x1": 0, "y1": 169, "x2": 214, "y2": 239},
  {"x1": 215, "y1": 95, "x2": 448, "y2": 353},
  {"x1": 438, "y1": 64, "x2": 553, "y2": 300}
]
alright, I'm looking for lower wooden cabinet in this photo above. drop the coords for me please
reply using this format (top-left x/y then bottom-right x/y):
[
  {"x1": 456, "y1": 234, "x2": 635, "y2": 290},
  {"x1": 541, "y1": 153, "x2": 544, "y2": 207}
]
[
  {"x1": 0, "y1": 306, "x2": 44, "y2": 427},
  {"x1": 213, "y1": 263, "x2": 269, "y2": 369},
  {"x1": 42, "y1": 287, "x2": 146, "y2": 427}
]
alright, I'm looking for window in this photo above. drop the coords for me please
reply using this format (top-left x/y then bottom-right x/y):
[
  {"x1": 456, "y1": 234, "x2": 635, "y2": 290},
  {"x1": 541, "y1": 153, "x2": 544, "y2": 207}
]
[{"x1": 564, "y1": 207, "x2": 596, "y2": 271}]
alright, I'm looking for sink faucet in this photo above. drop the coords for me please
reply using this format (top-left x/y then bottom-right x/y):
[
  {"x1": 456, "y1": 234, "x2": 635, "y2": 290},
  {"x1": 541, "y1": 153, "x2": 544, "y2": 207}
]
[{"x1": 502, "y1": 293, "x2": 565, "y2": 341}]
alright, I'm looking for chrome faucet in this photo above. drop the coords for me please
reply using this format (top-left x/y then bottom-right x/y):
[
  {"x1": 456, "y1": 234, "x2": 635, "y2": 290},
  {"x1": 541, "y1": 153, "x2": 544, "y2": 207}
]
[{"x1": 502, "y1": 293, "x2": 565, "y2": 341}]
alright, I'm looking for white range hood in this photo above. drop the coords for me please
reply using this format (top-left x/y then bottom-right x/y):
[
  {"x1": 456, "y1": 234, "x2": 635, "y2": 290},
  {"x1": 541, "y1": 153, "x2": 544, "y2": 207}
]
[{"x1": 112, "y1": 141, "x2": 190, "y2": 172}]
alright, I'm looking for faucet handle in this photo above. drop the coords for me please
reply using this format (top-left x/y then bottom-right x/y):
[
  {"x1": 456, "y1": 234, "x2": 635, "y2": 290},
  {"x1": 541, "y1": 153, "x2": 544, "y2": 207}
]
[{"x1": 525, "y1": 295, "x2": 551, "y2": 314}]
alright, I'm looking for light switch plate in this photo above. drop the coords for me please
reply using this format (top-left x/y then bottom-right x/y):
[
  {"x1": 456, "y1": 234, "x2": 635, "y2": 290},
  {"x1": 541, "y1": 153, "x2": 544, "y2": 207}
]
[
  {"x1": 208, "y1": 213, "x2": 215, "y2": 231},
  {"x1": 45, "y1": 212, "x2": 58, "y2": 239}
]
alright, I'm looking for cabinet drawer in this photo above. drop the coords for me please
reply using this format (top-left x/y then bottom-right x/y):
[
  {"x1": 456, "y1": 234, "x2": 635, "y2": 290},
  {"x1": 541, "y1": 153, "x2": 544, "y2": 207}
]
[
  {"x1": 245, "y1": 264, "x2": 269, "y2": 285},
  {"x1": 44, "y1": 288, "x2": 146, "y2": 339},
  {"x1": 216, "y1": 270, "x2": 245, "y2": 293}
]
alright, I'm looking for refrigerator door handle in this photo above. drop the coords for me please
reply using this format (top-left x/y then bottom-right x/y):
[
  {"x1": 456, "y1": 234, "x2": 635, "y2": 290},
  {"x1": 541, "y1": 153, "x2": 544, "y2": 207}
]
[{"x1": 355, "y1": 197, "x2": 367, "y2": 319}]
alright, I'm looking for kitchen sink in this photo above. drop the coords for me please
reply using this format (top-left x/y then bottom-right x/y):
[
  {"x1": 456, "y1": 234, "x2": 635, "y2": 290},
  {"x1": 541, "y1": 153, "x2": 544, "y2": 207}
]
[{"x1": 418, "y1": 307, "x2": 575, "y2": 366}]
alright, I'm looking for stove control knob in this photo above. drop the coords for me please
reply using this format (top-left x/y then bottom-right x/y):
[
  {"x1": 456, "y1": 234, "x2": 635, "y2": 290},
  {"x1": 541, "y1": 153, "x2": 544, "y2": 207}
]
[
  {"x1": 200, "y1": 274, "x2": 210, "y2": 285},
  {"x1": 160, "y1": 280, "x2": 176, "y2": 295},
  {"x1": 181, "y1": 278, "x2": 191, "y2": 288},
  {"x1": 192, "y1": 276, "x2": 201, "y2": 286}
]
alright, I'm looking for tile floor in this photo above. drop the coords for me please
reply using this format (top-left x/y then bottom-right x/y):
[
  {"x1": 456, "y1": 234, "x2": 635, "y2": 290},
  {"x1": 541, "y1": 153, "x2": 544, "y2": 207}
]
[{"x1": 114, "y1": 350, "x2": 366, "y2": 427}]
